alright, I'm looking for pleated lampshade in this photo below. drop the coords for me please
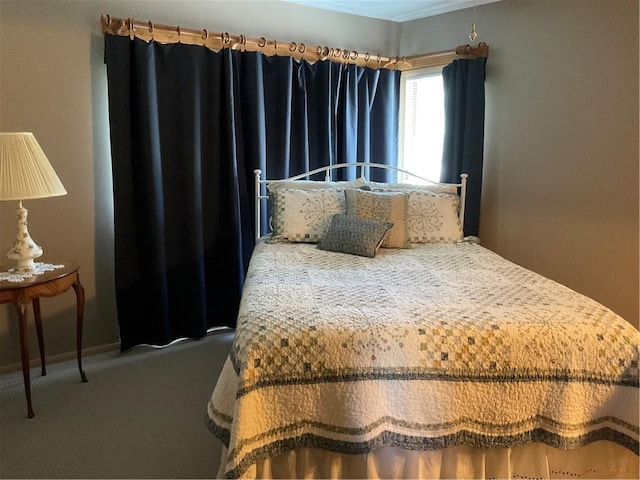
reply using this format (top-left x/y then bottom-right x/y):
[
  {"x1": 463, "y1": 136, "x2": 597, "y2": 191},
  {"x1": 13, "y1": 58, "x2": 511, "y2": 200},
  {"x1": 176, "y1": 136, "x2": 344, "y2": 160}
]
[{"x1": 0, "y1": 132, "x2": 67, "y2": 201}]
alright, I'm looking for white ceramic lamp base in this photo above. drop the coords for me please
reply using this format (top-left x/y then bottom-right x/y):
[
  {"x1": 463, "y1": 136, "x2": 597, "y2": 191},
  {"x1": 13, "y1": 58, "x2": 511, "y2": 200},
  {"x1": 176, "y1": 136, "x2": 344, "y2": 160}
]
[{"x1": 6, "y1": 202, "x2": 43, "y2": 272}]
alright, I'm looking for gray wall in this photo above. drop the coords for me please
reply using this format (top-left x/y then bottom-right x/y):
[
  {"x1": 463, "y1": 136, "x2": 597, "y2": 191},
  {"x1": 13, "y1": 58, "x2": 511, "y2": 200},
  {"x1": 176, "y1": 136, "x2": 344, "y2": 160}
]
[
  {"x1": 0, "y1": 0, "x2": 637, "y2": 368},
  {"x1": 400, "y1": 0, "x2": 639, "y2": 329}
]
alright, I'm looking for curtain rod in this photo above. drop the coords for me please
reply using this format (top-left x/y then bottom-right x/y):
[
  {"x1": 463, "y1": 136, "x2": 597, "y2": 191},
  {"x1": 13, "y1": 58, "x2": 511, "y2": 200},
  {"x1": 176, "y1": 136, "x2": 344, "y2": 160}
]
[{"x1": 101, "y1": 14, "x2": 488, "y2": 71}]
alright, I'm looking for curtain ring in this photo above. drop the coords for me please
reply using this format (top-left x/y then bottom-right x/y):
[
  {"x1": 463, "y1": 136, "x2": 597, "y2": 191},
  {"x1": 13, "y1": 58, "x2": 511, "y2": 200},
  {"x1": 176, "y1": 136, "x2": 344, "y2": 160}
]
[
  {"x1": 456, "y1": 45, "x2": 470, "y2": 56},
  {"x1": 350, "y1": 50, "x2": 358, "y2": 60},
  {"x1": 177, "y1": 25, "x2": 182, "y2": 43},
  {"x1": 116, "y1": 18, "x2": 126, "y2": 35},
  {"x1": 202, "y1": 28, "x2": 209, "y2": 41},
  {"x1": 376, "y1": 54, "x2": 382, "y2": 68},
  {"x1": 239, "y1": 34, "x2": 246, "y2": 51},
  {"x1": 342, "y1": 50, "x2": 350, "y2": 60},
  {"x1": 299, "y1": 43, "x2": 306, "y2": 54},
  {"x1": 222, "y1": 32, "x2": 230, "y2": 45},
  {"x1": 128, "y1": 18, "x2": 135, "y2": 40},
  {"x1": 148, "y1": 21, "x2": 154, "y2": 39},
  {"x1": 364, "y1": 52, "x2": 370, "y2": 64},
  {"x1": 258, "y1": 37, "x2": 267, "y2": 48},
  {"x1": 102, "y1": 14, "x2": 111, "y2": 28},
  {"x1": 289, "y1": 42, "x2": 297, "y2": 52}
]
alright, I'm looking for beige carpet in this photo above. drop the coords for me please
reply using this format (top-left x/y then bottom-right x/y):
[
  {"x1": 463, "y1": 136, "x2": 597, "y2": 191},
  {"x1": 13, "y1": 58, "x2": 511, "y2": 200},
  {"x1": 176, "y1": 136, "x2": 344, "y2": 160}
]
[{"x1": 0, "y1": 328, "x2": 234, "y2": 479}]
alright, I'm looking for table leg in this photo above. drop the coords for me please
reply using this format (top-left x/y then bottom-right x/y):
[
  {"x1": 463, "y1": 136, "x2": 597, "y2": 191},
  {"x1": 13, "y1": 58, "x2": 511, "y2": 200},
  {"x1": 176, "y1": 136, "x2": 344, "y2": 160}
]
[
  {"x1": 33, "y1": 298, "x2": 46, "y2": 376},
  {"x1": 72, "y1": 276, "x2": 88, "y2": 383},
  {"x1": 15, "y1": 298, "x2": 34, "y2": 418}
]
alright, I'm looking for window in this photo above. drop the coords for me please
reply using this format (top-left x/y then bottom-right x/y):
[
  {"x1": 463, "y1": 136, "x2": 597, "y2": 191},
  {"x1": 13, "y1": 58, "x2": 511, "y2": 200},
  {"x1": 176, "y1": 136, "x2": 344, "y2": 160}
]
[{"x1": 398, "y1": 66, "x2": 445, "y2": 184}]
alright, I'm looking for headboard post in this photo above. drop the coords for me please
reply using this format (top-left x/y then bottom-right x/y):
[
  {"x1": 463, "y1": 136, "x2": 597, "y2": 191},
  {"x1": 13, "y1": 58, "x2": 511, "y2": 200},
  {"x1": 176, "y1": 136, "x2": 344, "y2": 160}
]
[
  {"x1": 459, "y1": 173, "x2": 468, "y2": 227},
  {"x1": 253, "y1": 169, "x2": 262, "y2": 243}
]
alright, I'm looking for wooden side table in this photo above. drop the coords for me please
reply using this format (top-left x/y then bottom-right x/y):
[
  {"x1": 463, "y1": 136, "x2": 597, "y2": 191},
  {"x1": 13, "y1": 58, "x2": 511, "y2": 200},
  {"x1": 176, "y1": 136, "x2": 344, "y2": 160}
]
[{"x1": 0, "y1": 261, "x2": 88, "y2": 418}]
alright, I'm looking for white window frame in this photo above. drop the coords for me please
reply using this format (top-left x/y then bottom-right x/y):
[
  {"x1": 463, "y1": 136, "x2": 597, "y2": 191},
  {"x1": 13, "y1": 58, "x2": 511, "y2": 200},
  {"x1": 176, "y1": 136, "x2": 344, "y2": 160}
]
[{"x1": 398, "y1": 65, "x2": 446, "y2": 183}]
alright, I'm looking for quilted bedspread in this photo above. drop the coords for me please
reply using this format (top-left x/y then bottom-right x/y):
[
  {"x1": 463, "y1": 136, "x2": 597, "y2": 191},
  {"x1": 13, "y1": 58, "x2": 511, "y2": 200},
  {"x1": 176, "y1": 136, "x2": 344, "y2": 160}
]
[{"x1": 206, "y1": 239, "x2": 640, "y2": 479}]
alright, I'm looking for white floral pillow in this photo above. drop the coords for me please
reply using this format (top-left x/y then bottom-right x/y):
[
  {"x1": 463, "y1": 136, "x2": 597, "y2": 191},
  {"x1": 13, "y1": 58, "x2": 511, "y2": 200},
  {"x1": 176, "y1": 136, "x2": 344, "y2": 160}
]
[
  {"x1": 271, "y1": 188, "x2": 346, "y2": 243},
  {"x1": 407, "y1": 191, "x2": 463, "y2": 243}
]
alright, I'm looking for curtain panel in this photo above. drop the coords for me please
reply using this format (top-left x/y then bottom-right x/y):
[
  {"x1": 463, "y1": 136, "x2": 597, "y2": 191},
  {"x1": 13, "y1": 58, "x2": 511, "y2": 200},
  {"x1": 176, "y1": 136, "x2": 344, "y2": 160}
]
[
  {"x1": 103, "y1": 35, "x2": 400, "y2": 351},
  {"x1": 441, "y1": 57, "x2": 487, "y2": 238}
]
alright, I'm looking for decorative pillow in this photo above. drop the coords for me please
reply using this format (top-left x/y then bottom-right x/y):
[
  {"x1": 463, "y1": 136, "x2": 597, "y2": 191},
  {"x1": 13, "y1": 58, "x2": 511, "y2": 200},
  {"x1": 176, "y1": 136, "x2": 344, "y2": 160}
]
[
  {"x1": 317, "y1": 214, "x2": 393, "y2": 258},
  {"x1": 270, "y1": 188, "x2": 346, "y2": 242},
  {"x1": 267, "y1": 177, "x2": 367, "y2": 193},
  {"x1": 365, "y1": 180, "x2": 458, "y2": 194},
  {"x1": 407, "y1": 191, "x2": 463, "y2": 243},
  {"x1": 344, "y1": 189, "x2": 411, "y2": 249}
]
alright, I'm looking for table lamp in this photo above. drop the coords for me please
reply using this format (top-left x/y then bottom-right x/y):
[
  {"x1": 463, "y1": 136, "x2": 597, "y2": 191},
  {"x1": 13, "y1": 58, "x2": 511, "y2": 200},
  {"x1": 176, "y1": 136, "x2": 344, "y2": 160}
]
[{"x1": 0, "y1": 132, "x2": 67, "y2": 272}]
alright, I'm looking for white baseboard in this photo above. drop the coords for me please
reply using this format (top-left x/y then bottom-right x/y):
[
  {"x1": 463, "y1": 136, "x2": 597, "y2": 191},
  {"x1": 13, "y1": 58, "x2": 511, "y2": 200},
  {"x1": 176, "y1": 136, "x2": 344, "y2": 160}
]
[{"x1": 0, "y1": 342, "x2": 121, "y2": 375}]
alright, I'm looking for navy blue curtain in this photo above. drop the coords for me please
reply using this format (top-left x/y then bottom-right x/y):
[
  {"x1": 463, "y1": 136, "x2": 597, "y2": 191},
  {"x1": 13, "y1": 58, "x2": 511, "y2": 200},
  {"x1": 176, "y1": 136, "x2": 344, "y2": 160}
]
[
  {"x1": 441, "y1": 57, "x2": 487, "y2": 237},
  {"x1": 103, "y1": 35, "x2": 400, "y2": 351}
]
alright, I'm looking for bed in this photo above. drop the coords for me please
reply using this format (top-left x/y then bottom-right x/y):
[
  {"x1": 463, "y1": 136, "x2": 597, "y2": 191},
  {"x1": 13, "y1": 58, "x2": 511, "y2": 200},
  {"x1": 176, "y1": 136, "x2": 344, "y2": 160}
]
[{"x1": 206, "y1": 163, "x2": 639, "y2": 479}]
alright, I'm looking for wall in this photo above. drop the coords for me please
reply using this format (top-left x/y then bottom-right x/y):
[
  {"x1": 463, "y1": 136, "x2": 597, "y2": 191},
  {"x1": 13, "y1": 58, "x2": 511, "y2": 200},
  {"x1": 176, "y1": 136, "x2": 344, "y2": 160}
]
[
  {"x1": 0, "y1": 0, "x2": 399, "y2": 368},
  {"x1": 0, "y1": 0, "x2": 638, "y2": 369},
  {"x1": 401, "y1": 0, "x2": 639, "y2": 328}
]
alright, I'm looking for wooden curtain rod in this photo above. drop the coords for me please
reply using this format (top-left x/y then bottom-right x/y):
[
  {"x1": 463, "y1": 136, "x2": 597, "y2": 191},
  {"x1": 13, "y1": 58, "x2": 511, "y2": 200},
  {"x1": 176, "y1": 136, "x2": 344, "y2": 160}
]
[{"x1": 101, "y1": 14, "x2": 488, "y2": 71}]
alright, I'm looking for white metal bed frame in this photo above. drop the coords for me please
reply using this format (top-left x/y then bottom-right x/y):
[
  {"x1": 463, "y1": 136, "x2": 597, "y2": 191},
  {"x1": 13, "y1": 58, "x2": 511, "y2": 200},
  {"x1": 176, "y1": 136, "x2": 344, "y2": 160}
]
[{"x1": 253, "y1": 162, "x2": 468, "y2": 243}]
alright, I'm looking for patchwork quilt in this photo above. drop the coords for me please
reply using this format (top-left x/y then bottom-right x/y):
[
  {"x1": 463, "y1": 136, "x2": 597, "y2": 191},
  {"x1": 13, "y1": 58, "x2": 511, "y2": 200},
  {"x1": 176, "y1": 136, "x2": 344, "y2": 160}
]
[{"x1": 206, "y1": 239, "x2": 640, "y2": 479}]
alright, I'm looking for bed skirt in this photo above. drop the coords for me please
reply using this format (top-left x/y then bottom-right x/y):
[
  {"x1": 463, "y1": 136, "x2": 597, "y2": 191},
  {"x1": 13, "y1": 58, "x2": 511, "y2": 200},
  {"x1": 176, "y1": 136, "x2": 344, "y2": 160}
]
[{"x1": 216, "y1": 441, "x2": 639, "y2": 479}]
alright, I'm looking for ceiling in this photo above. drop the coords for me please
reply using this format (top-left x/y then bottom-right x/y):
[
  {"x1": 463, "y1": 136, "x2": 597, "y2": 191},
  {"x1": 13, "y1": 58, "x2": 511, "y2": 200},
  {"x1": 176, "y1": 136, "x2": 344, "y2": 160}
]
[{"x1": 286, "y1": 0, "x2": 501, "y2": 23}]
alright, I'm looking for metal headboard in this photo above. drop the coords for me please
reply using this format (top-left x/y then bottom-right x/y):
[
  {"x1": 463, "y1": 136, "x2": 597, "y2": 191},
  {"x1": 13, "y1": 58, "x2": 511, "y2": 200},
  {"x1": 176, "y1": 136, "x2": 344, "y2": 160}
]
[{"x1": 253, "y1": 162, "x2": 468, "y2": 243}]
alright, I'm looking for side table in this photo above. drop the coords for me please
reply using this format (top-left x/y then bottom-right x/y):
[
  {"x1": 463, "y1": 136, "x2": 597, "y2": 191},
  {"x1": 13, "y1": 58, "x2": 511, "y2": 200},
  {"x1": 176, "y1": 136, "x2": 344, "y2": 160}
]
[{"x1": 0, "y1": 261, "x2": 88, "y2": 418}]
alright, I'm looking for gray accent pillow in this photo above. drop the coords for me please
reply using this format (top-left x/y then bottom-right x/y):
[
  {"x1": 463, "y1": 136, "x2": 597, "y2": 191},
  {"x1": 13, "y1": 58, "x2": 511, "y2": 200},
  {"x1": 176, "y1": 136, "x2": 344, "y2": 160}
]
[{"x1": 317, "y1": 214, "x2": 393, "y2": 258}]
